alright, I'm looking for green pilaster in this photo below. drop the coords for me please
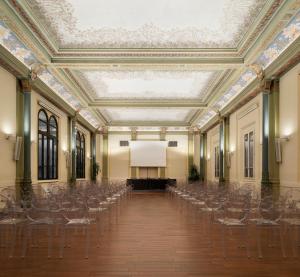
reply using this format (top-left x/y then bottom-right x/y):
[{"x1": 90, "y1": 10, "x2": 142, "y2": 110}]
[
  {"x1": 160, "y1": 127, "x2": 166, "y2": 178},
  {"x1": 91, "y1": 132, "x2": 97, "y2": 181},
  {"x1": 224, "y1": 117, "x2": 230, "y2": 183},
  {"x1": 70, "y1": 115, "x2": 77, "y2": 184},
  {"x1": 130, "y1": 128, "x2": 137, "y2": 178},
  {"x1": 219, "y1": 118, "x2": 225, "y2": 184},
  {"x1": 188, "y1": 129, "x2": 194, "y2": 174},
  {"x1": 261, "y1": 81, "x2": 271, "y2": 186},
  {"x1": 19, "y1": 79, "x2": 32, "y2": 200},
  {"x1": 261, "y1": 79, "x2": 280, "y2": 196},
  {"x1": 102, "y1": 130, "x2": 108, "y2": 182},
  {"x1": 199, "y1": 132, "x2": 207, "y2": 182}
]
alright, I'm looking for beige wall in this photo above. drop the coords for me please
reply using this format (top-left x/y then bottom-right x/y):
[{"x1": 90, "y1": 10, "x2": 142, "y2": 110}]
[
  {"x1": 279, "y1": 63, "x2": 300, "y2": 187},
  {"x1": 0, "y1": 66, "x2": 17, "y2": 187},
  {"x1": 107, "y1": 132, "x2": 188, "y2": 181},
  {"x1": 229, "y1": 94, "x2": 262, "y2": 186},
  {"x1": 108, "y1": 133, "x2": 131, "y2": 180}
]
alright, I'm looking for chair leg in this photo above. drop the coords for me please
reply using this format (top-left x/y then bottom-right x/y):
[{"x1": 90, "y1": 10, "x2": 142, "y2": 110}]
[
  {"x1": 293, "y1": 226, "x2": 298, "y2": 258},
  {"x1": 257, "y1": 227, "x2": 263, "y2": 259},
  {"x1": 222, "y1": 225, "x2": 227, "y2": 258},
  {"x1": 279, "y1": 226, "x2": 286, "y2": 258},
  {"x1": 22, "y1": 226, "x2": 30, "y2": 258},
  {"x1": 47, "y1": 226, "x2": 52, "y2": 258},
  {"x1": 85, "y1": 226, "x2": 90, "y2": 259},
  {"x1": 59, "y1": 227, "x2": 65, "y2": 259},
  {"x1": 9, "y1": 225, "x2": 17, "y2": 258},
  {"x1": 245, "y1": 226, "x2": 250, "y2": 258}
]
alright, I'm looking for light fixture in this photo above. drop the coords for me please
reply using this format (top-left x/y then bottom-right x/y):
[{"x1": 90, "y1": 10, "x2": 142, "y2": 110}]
[
  {"x1": 63, "y1": 150, "x2": 70, "y2": 168},
  {"x1": 277, "y1": 136, "x2": 290, "y2": 142},
  {"x1": 5, "y1": 133, "x2": 11, "y2": 140},
  {"x1": 275, "y1": 136, "x2": 290, "y2": 163}
]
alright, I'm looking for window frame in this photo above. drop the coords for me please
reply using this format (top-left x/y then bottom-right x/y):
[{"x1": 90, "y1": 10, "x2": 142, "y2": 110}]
[
  {"x1": 38, "y1": 109, "x2": 58, "y2": 180},
  {"x1": 244, "y1": 130, "x2": 255, "y2": 179}
]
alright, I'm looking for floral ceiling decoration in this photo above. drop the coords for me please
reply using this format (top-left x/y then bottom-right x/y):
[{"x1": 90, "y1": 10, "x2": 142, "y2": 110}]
[
  {"x1": 73, "y1": 69, "x2": 221, "y2": 100},
  {"x1": 0, "y1": 21, "x2": 99, "y2": 127},
  {"x1": 198, "y1": 9, "x2": 300, "y2": 128},
  {"x1": 101, "y1": 108, "x2": 197, "y2": 123},
  {"x1": 24, "y1": 0, "x2": 267, "y2": 48}
]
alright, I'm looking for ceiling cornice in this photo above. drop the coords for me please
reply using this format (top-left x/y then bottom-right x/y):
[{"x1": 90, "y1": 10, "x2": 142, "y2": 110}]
[
  {"x1": 89, "y1": 99, "x2": 207, "y2": 108},
  {"x1": 109, "y1": 121, "x2": 190, "y2": 127}
]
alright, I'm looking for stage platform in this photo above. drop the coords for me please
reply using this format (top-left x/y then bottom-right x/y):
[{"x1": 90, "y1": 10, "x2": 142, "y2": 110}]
[{"x1": 127, "y1": 178, "x2": 176, "y2": 190}]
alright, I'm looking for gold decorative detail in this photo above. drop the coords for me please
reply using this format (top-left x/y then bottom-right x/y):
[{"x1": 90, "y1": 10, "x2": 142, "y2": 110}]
[{"x1": 19, "y1": 78, "x2": 32, "y2": 92}]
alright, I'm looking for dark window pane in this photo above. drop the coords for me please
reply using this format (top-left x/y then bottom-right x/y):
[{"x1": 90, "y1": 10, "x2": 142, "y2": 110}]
[
  {"x1": 39, "y1": 120, "x2": 47, "y2": 132},
  {"x1": 38, "y1": 110, "x2": 47, "y2": 121}
]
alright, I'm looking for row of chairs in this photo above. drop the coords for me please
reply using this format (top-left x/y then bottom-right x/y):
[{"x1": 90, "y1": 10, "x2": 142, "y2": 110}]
[
  {"x1": 0, "y1": 180, "x2": 131, "y2": 259},
  {"x1": 168, "y1": 182, "x2": 300, "y2": 259}
]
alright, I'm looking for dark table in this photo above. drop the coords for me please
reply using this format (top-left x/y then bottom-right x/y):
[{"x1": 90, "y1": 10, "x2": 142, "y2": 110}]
[{"x1": 127, "y1": 178, "x2": 176, "y2": 190}]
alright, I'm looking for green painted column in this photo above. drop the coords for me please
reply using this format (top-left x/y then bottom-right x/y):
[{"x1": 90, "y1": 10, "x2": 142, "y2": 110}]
[
  {"x1": 91, "y1": 131, "x2": 97, "y2": 181},
  {"x1": 20, "y1": 79, "x2": 32, "y2": 200},
  {"x1": 224, "y1": 117, "x2": 230, "y2": 183},
  {"x1": 70, "y1": 115, "x2": 77, "y2": 184},
  {"x1": 219, "y1": 118, "x2": 225, "y2": 184},
  {"x1": 188, "y1": 129, "x2": 194, "y2": 178},
  {"x1": 261, "y1": 79, "x2": 280, "y2": 196},
  {"x1": 102, "y1": 128, "x2": 108, "y2": 182},
  {"x1": 160, "y1": 127, "x2": 167, "y2": 178},
  {"x1": 130, "y1": 127, "x2": 137, "y2": 178},
  {"x1": 261, "y1": 82, "x2": 271, "y2": 186},
  {"x1": 199, "y1": 132, "x2": 207, "y2": 182}
]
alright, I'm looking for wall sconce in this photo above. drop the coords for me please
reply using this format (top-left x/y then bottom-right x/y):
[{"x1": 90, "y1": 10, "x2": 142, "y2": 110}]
[
  {"x1": 86, "y1": 155, "x2": 92, "y2": 160},
  {"x1": 63, "y1": 150, "x2": 70, "y2": 168},
  {"x1": 277, "y1": 136, "x2": 290, "y2": 142},
  {"x1": 275, "y1": 136, "x2": 290, "y2": 163},
  {"x1": 226, "y1": 151, "x2": 234, "y2": 168}
]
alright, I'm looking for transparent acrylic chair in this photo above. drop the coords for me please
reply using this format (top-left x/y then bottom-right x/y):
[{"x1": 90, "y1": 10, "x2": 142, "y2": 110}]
[
  {"x1": 0, "y1": 192, "x2": 27, "y2": 258},
  {"x1": 216, "y1": 194, "x2": 251, "y2": 258},
  {"x1": 60, "y1": 197, "x2": 95, "y2": 259}
]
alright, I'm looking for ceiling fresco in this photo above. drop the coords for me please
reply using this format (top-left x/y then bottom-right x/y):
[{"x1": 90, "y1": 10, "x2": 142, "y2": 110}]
[
  {"x1": 72, "y1": 69, "x2": 221, "y2": 100},
  {"x1": 101, "y1": 107, "x2": 198, "y2": 124},
  {"x1": 24, "y1": 0, "x2": 267, "y2": 48}
]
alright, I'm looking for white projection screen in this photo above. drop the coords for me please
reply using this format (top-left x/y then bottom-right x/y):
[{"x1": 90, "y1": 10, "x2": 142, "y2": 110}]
[{"x1": 130, "y1": 141, "x2": 168, "y2": 167}]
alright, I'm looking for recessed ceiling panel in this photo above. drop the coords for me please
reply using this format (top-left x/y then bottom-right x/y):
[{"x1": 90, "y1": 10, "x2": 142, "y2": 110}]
[
  {"x1": 26, "y1": 0, "x2": 267, "y2": 48},
  {"x1": 73, "y1": 70, "x2": 220, "y2": 100},
  {"x1": 100, "y1": 107, "x2": 197, "y2": 123}
]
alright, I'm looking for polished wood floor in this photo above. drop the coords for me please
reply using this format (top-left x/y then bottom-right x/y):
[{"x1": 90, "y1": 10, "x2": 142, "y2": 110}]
[{"x1": 1, "y1": 192, "x2": 300, "y2": 277}]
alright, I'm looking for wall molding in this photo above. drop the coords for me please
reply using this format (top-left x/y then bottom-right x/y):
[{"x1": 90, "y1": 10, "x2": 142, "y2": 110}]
[
  {"x1": 38, "y1": 99, "x2": 63, "y2": 118},
  {"x1": 237, "y1": 102, "x2": 259, "y2": 120}
]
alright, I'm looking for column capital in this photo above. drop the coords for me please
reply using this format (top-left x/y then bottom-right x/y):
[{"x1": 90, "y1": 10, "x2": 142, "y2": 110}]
[
  {"x1": 262, "y1": 79, "x2": 272, "y2": 93},
  {"x1": 99, "y1": 126, "x2": 108, "y2": 135},
  {"x1": 160, "y1": 127, "x2": 167, "y2": 134},
  {"x1": 19, "y1": 78, "x2": 32, "y2": 93}
]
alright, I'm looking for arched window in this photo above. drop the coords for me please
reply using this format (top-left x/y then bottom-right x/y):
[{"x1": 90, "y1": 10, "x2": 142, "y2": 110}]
[
  {"x1": 38, "y1": 109, "x2": 58, "y2": 180},
  {"x1": 76, "y1": 131, "x2": 85, "y2": 178}
]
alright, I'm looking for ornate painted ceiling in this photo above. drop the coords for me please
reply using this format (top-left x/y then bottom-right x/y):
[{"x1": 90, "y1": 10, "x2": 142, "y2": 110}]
[
  {"x1": 101, "y1": 108, "x2": 197, "y2": 124},
  {"x1": 0, "y1": 0, "x2": 299, "y2": 129},
  {"x1": 72, "y1": 69, "x2": 221, "y2": 100},
  {"x1": 24, "y1": 0, "x2": 267, "y2": 49}
]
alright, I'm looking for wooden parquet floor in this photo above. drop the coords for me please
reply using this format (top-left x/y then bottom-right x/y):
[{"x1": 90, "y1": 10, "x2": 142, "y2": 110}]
[{"x1": 1, "y1": 192, "x2": 300, "y2": 277}]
